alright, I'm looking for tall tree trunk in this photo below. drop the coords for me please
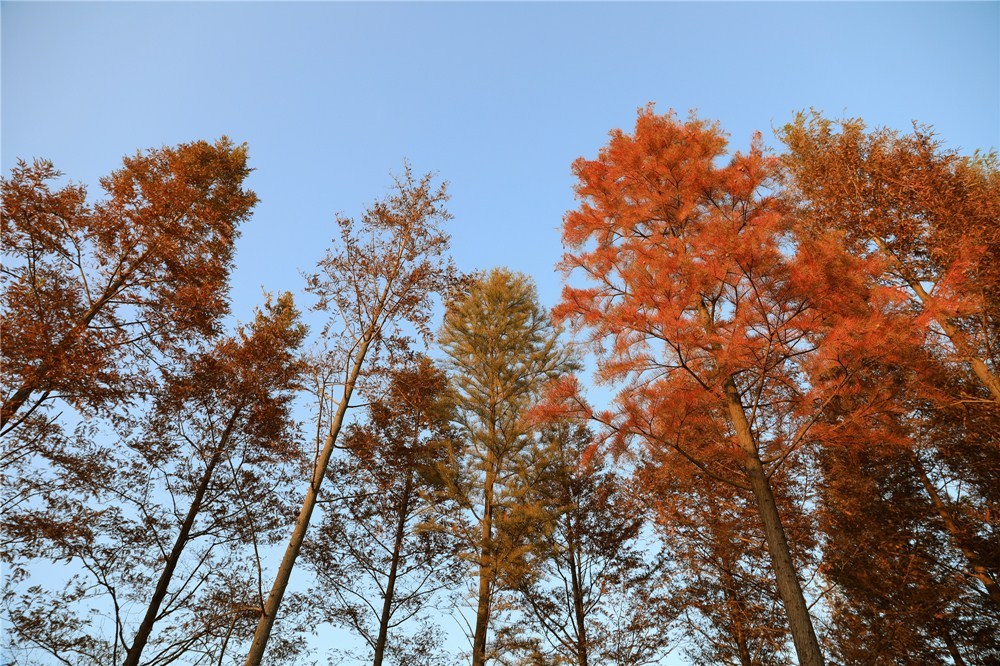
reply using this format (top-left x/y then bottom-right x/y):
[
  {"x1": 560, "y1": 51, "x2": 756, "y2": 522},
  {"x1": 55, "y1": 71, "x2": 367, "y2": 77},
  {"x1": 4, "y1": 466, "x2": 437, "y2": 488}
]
[
  {"x1": 943, "y1": 629, "x2": 966, "y2": 666},
  {"x1": 734, "y1": 623, "x2": 753, "y2": 666},
  {"x1": 372, "y1": 470, "x2": 414, "y2": 666},
  {"x1": 244, "y1": 336, "x2": 372, "y2": 666},
  {"x1": 567, "y1": 525, "x2": 589, "y2": 666},
  {"x1": 723, "y1": 377, "x2": 824, "y2": 666},
  {"x1": 124, "y1": 408, "x2": 241, "y2": 666},
  {"x1": 472, "y1": 460, "x2": 496, "y2": 666},
  {"x1": 914, "y1": 458, "x2": 1000, "y2": 605}
]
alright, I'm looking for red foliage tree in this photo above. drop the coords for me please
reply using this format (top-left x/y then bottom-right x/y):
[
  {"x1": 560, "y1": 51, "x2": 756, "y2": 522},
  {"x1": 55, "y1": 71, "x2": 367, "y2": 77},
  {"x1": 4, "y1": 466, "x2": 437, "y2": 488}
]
[
  {"x1": 556, "y1": 107, "x2": 904, "y2": 666},
  {"x1": 1, "y1": 140, "x2": 256, "y2": 431}
]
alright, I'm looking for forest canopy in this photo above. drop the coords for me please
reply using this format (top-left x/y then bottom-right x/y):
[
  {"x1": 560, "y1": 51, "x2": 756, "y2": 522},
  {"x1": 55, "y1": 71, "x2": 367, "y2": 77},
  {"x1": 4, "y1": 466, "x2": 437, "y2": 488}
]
[{"x1": 2, "y1": 108, "x2": 998, "y2": 666}]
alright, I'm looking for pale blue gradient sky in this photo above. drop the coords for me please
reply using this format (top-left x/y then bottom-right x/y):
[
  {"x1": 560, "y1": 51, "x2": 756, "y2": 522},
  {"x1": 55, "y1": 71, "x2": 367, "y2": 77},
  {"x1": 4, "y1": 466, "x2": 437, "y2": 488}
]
[
  {"x1": 4, "y1": 2, "x2": 997, "y2": 320},
  {"x1": 3, "y1": 1, "x2": 998, "y2": 662}
]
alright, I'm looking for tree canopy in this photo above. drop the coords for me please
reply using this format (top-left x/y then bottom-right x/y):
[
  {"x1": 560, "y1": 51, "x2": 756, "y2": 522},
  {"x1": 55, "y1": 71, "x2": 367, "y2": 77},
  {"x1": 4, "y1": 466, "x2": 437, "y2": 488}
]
[{"x1": 3, "y1": 109, "x2": 997, "y2": 666}]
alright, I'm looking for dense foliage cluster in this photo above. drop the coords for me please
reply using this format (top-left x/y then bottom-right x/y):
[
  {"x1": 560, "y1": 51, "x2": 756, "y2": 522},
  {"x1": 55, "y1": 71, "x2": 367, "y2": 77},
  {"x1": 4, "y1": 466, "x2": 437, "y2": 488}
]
[{"x1": 2, "y1": 108, "x2": 997, "y2": 665}]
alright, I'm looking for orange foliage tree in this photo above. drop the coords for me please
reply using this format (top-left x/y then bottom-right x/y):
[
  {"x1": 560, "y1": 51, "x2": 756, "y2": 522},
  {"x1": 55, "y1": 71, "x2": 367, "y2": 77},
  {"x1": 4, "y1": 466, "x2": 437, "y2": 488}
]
[
  {"x1": 780, "y1": 113, "x2": 1000, "y2": 662},
  {"x1": 555, "y1": 107, "x2": 906, "y2": 666},
  {"x1": 1, "y1": 140, "x2": 256, "y2": 432},
  {"x1": 780, "y1": 113, "x2": 1000, "y2": 405}
]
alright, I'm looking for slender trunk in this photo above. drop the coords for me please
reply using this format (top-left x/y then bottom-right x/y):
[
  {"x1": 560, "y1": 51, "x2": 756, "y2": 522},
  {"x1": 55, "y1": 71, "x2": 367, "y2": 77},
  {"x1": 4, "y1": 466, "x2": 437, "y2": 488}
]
[
  {"x1": 873, "y1": 236, "x2": 1000, "y2": 405},
  {"x1": 472, "y1": 458, "x2": 496, "y2": 666},
  {"x1": 723, "y1": 377, "x2": 824, "y2": 666},
  {"x1": 567, "y1": 526, "x2": 589, "y2": 666},
  {"x1": 244, "y1": 336, "x2": 372, "y2": 666},
  {"x1": 372, "y1": 470, "x2": 414, "y2": 666},
  {"x1": 217, "y1": 612, "x2": 239, "y2": 666},
  {"x1": 914, "y1": 458, "x2": 1000, "y2": 605},
  {"x1": 124, "y1": 408, "x2": 241, "y2": 666},
  {"x1": 734, "y1": 624, "x2": 753, "y2": 666},
  {"x1": 943, "y1": 629, "x2": 966, "y2": 666}
]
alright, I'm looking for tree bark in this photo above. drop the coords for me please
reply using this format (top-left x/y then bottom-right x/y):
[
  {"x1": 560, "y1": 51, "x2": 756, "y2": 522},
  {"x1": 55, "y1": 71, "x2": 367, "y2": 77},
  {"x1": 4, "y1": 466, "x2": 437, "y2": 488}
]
[
  {"x1": 734, "y1": 625, "x2": 753, "y2": 666},
  {"x1": 472, "y1": 459, "x2": 496, "y2": 666},
  {"x1": 244, "y1": 336, "x2": 371, "y2": 666},
  {"x1": 723, "y1": 377, "x2": 824, "y2": 666},
  {"x1": 568, "y1": 526, "x2": 589, "y2": 666},
  {"x1": 943, "y1": 629, "x2": 966, "y2": 666},
  {"x1": 124, "y1": 408, "x2": 241, "y2": 666},
  {"x1": 372, "y1": 469, "x2": 414, "y2": 666}
]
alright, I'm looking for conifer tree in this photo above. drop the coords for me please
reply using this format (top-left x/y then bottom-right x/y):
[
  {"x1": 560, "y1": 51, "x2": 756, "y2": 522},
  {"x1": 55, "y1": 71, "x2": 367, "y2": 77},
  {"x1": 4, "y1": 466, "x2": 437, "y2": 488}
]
[
  {"x1": 437, "y1": 268, "x2": 572, "y2": 666},
  {"x1": 556, "y1": 107, "x2": 903, "y2": 666}
]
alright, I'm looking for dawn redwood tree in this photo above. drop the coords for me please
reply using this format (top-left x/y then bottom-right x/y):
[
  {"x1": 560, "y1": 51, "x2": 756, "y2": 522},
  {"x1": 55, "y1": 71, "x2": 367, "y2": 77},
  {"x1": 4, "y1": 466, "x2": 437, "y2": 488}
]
[
  {"x1": 555, "y1": 107, "x2": 904, "y2": 666},
  {"x1": 437, "y1": 268, "x2": 571, "y2": 666},
  {"x1": 780, "y1": 114, "x2": 1000, "y2": 619},
  {"x1": 1, "y1": 140, "x2": 256, "y2": 431},
  {"x1": 244, "y1": 166, "x2": 458, "y2": 666},
  {"x1": 638, "y1": 457, "x2": 796, "y2": 666},
  {"x1": 508, "y1": 422, "x2": 675, "y2": 666},
  {"x1": 779, "y1": 113, "x2": 1000, "y2": 405},
  {"x1": 3, "y1": 294, "x2": 307, "y2": 666},
  {"x1": 305, "y1": 355, "x2": 461, "y2": 666}
]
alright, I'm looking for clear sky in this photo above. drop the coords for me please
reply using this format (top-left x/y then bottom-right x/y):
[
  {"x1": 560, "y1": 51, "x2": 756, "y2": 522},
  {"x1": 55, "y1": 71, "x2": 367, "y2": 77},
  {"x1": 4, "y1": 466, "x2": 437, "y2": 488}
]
[
  {"x1": 4, "y1": 1, "x2": 997, "y2": 322},
  {"x1": 3, "y1": 0, "x2": 998, "y2": 662}
]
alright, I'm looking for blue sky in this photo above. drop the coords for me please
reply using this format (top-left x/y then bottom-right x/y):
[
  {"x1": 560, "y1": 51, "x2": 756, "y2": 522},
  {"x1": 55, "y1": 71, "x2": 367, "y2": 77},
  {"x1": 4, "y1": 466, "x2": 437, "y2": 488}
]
[
  {"x1": 4, "y1": 1, "x2": 997, "y2": 323},
  {"x1": 3, "y1": 1, "x2": 998, "y2": 661}
]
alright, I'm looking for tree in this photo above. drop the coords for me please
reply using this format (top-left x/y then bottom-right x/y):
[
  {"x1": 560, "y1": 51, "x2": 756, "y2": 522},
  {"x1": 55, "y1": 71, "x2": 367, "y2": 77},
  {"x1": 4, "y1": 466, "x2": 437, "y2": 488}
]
[
  {"x1": 243, "y1": 166, "x2": 458, "y2": 666},
  {"x1": 779, "y1": 113, "x2": 1000, "y2": 649},
  {"x1": 779, "y1": 112, "x2": 1000, "y2": 405},
  {"x1": 637, "y1": 457, "x2": 794, "y2": 666},
  {"x1": 508, "y1": 421, "x2": 675, "y2": 666},
  {"x1": 120, "y1": 293, "x2": 307, "y2": 666},
  {"x1": 555, "y1": 107, "x2": 902, "y2": 665},
  {"x1": 305, "y1": 354, "x2": 461, "y2": 666},
  {"x1": 3, "y1": 294, "x2": 307, "y2": 666},
  {"x1": 437, "y1": 268, "x2": 572, "y2": 666},
  {"x1": 1, "y1": 140, "x2": 256, "y2": 431}
]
